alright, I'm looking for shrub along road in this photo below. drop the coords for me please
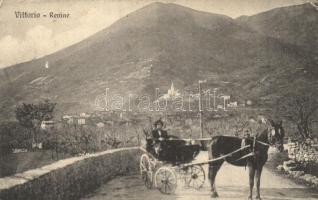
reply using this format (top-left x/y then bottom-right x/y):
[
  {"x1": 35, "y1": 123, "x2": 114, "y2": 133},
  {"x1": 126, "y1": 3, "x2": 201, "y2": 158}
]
[{"x1": 82, "y1": 150, "x2": 318, "y2": 200}]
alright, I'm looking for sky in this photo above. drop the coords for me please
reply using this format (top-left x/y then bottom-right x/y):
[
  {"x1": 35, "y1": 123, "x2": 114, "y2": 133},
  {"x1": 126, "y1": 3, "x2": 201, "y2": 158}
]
[{"x1": 0, "y1": 0, "x2": 309, "y2": 69}]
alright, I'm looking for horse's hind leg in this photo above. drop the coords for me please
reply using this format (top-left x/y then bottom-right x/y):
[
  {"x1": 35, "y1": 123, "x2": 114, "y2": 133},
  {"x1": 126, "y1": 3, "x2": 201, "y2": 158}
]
[{"x1": 208, "y1": 161, "x2": 223, "y2": 198}]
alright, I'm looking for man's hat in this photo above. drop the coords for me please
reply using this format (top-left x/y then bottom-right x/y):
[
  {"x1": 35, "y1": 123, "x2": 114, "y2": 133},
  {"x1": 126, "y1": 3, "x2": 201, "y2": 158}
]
[{"x1": 154, "y1": 119, "x2": 164, "y2": 126}]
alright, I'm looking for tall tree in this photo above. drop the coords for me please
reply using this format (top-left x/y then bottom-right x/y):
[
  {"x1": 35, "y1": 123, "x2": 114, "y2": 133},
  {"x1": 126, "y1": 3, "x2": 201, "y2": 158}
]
[
  {"x1": 277, "y1": 90, "x2": 318, "y2": 138},
  {"x1": 15, "y1": 99, "x2": 56, "y2": 143}
]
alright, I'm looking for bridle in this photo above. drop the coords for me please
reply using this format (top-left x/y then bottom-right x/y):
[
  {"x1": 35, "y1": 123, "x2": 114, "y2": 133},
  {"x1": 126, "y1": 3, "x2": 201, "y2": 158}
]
[
  {"x1": 267, "y1": 127, "x2": 277, "y2": 145},
  {"x1": 255, "y1": 127, "x2": 281, "y2": 147}
]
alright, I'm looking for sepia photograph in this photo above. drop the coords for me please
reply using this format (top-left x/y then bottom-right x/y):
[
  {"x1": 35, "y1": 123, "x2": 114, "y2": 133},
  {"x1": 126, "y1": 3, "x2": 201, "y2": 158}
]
[{"x1": 0, "y1": 0, "x2": 318, "y2": 199}]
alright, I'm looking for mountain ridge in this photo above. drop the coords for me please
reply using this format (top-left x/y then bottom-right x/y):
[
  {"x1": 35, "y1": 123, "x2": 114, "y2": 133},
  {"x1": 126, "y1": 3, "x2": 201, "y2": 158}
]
[
  {"x1": 235, "y1": 2, "x2": 318, "y2": 54},
  {"x1": 0, "y1": 2, "x2": 317, "y2": 120}
]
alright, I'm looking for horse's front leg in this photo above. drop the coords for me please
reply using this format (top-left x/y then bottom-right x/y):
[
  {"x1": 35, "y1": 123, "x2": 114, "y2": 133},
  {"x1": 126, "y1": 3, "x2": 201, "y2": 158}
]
[
  {"x1": 248, "y1": 164, "x2": 255, "y2": 200},
  {"x1": 255, "y1": 166, "x2": 263, "y2": 200},
  {"x1": 208, "y1": 162, "x2": 223, "y2": 198}
]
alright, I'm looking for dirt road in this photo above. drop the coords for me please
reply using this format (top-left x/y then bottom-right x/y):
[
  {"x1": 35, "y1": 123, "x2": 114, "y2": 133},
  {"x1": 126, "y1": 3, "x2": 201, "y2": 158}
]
[{"x1": 82, "y1": 151, "x2": 318, "y2": 200}]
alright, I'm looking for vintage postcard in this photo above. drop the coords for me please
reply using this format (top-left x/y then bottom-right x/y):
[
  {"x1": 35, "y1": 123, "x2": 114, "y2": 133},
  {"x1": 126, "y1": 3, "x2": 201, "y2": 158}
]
[{"x1": 0, "y1": 0, "x2": 317, "y2": 199}]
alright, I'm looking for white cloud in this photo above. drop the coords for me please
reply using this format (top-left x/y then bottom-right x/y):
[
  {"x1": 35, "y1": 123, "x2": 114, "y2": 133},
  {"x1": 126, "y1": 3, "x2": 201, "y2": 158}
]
[
  {"x1": 0, "y1": 26, "x2": 55, "y2": 67},
  {"x1": 25, "y1": 25, "x2": 54, "y2": 56},
  {"x1": 0, "y1": 7, "x2": 121, "y2": 68},
  {"x1": 0, "y1": 35, "x2": 22, "y2": 66}
]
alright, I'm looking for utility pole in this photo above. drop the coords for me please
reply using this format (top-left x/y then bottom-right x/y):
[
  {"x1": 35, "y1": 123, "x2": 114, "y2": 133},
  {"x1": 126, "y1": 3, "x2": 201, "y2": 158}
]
[
  {"x1": 198, "y1": 80, "x2": 207, "y2": 138},
  {"x1": 222, "y1": 95, "x2": 230, "y2": 111},
  {"x1": 213, "y1": 88, "x2": 218, "y2": 111}
]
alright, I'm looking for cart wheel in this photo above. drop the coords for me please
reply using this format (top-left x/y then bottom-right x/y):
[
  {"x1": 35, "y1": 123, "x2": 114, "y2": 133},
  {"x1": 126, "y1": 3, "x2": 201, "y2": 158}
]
[
  {"x1": 184, "y1": 165, "x2": 205, "y2": 189},
  {"x1": 154, "y1": 166, "x2": 177, "y2": 194},
  {"x1": 140, "y1": 154, "x2": 153, "y2": 188}
]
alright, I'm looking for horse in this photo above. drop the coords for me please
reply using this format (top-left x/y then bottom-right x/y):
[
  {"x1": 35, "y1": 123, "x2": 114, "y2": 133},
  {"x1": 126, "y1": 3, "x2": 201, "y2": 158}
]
[{"x1": 208, "y1": 119, "x2": 285, "y2": 200}]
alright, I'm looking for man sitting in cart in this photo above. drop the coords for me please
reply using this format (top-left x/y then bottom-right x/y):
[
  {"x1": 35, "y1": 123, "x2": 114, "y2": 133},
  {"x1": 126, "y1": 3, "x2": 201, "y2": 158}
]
[{"x1": 152, "y1": 119, "x2": 169, "y2": 140}]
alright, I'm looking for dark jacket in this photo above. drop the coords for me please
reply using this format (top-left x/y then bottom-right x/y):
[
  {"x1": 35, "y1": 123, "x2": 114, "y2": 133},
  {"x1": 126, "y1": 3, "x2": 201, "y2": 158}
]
[{"x1": 152, "y1": 129, "x2": 168, "y2": 139}]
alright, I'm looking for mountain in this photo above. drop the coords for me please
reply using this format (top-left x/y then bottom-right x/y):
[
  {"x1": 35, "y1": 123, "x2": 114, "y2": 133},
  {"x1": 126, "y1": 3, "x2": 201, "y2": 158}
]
[
  {"x1": 236, "y1": 2, "x2": 318, "y2": 54},
  {"x1": 0, "y1": 2, "x2": 317, "y2": 120}
]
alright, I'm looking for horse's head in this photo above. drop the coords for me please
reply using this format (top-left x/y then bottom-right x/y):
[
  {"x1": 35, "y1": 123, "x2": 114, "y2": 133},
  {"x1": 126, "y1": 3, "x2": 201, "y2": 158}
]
[{"x1": 268, "y1": 120, "x2": 285, "y2": 152}]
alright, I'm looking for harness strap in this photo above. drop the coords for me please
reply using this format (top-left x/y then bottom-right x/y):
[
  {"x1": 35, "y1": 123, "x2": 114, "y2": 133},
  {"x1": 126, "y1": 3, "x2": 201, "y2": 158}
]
[
  {"x1": 254, "y1": 126, "x2": 273, "y2": 146},
  {"x1": 177, "y1": 145, "x2": 251, "y2": 168},
  {"x1": 235, "y1": 152, "x2": 255, "y2": 162},
  {"x1": 256, "y1": 140, "x2": 270, "y2": 146},
  {"x1": 253, "y1": 136, "x2": 256, "y2": 152}
]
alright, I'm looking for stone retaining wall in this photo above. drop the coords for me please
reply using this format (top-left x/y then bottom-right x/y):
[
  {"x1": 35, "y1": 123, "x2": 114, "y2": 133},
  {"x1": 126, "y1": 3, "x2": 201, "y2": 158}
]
[
  {"x1": 277, "y1": 140, "x2": 318, "y2": 188},
  {"x1": 0, "y1": 147, "x2": 141, "y2": 200},
  {"x1": 277, "y1": 160, "x2": 318, "y2": 187},
  {"x1": 287, "y1": 140, "x2": 318, "y2": 162}
]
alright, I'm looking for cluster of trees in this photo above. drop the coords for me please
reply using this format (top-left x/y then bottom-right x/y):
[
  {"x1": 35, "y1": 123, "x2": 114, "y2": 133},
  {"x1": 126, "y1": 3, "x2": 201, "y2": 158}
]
[
  {"x1": 0, "y1": 122, "x2": 31, "y2": 155},
  {"x1": 43, "y1": 125, "x2": 101, "y2": 158},
  {"x1": 277, "y1": 89, "x2": 318, "y2": 139},
  {"x1": 0, "y1": 100, "x2": 56, "y2": 155},
  {"x1": 42, "y1": 122, "x2": 141, "y2": 159},
  {"x1": 15, "y1": 99, "x2": 56, "y2": 143},
  {"x1": 6, "y1": 99, "x2": 141, "y2": 158}
]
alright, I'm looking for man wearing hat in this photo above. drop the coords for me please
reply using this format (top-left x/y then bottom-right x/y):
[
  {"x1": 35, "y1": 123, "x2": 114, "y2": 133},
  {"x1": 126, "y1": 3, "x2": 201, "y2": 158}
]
[{"x1": 152, "y1": 119, "x2": 168, "y2": 139}]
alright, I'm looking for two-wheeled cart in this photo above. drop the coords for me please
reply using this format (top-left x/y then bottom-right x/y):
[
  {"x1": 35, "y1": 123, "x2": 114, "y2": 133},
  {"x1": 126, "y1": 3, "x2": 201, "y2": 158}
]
[{"x1": 140, "y1": 137, "x2": 251, "y2": 194}]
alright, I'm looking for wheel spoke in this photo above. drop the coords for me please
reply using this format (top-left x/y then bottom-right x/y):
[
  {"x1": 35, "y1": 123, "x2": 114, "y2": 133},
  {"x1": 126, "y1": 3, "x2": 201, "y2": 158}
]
[
  {"x1": 166, "y1": 182, "x2": 172, "y2": 192},
  {"x1": 168, "y1": 177, "x2": 176, "y2": 183},
  {"x1": 155, "y1": 167, "x2": 177, "y2": 194},
  {"x1": 140, "y1": 154, "x2": 154, "y2": 189},
  {"x1": 183, "y1": 165, "x2": 205, "y2": 189}
]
